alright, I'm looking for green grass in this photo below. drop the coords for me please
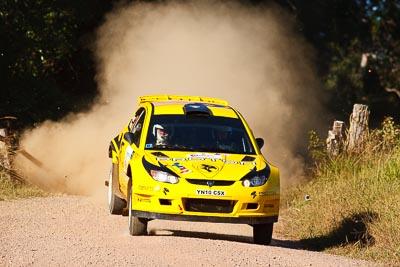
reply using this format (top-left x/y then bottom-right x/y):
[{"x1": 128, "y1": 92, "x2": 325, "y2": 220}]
[
  {"x1": 0, "y1": 170, "x2": 49, "y2": 200},
  {"x1": 281, "y1": 118, "x2": 400, "y2": 266}
]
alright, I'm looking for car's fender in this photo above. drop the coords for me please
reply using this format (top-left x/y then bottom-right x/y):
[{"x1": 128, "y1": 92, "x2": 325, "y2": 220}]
[{"x1": 109, "y1": 135, "x2": 121, "y2": 164}]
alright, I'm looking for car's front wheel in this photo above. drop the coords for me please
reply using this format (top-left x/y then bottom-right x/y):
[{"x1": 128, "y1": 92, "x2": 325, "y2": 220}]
[
  {"x1": 253, "y1": 223, "x2": 273, "y2": 245},
  {"x1": 108, "y1": 163, "x2": 126, "y2": 215},
  {"x1": 128, "y1": 186, "x2": 148, "y2": 236}
]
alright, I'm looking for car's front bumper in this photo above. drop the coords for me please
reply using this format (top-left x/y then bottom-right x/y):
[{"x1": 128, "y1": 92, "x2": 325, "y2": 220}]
[
  {"x1": 132, "y1": 210, "x2": 278, "y2": 224},
  {"x1": 130, "y1": 177, "x2": 280, "y2": 224}
]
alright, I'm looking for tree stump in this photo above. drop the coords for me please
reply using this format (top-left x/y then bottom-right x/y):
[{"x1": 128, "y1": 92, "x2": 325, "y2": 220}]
[
  {"x1": 0, "y1": 128, "x2": 11, "y2": 170},
  {"x1": 347, "y1": 104, "x2": 369, "y2": 151},
  {"x1": 326, "y1": 120, "x2": 345, "y2": 156}
]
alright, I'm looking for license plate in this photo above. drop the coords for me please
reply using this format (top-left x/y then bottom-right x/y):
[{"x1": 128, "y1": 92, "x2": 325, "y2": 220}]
[{"x1": 196, "y1": 189, "x2": 226, "y2": 196}]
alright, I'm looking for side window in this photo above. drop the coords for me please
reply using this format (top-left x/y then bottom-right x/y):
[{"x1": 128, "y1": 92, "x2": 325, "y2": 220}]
[{"x1": 130, "y1": 108, "x2": 146, "y2": 147}]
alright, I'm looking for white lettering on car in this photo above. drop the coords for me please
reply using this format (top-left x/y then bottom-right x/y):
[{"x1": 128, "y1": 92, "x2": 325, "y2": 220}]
[
  {"x1": 186, "y1": 153, "x2": 222, "y2": 160},
  {"x1": 155, "y1": 157, "x2": 256, "y2": 165}
]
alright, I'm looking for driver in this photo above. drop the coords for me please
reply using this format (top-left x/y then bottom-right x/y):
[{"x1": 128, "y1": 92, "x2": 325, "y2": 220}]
[
  {"x1": 215, "y1": 126, "x2": 234, "y2": 151},
  {"x1": 152, "y1": 124, "x2": 170, "y2": 145}
]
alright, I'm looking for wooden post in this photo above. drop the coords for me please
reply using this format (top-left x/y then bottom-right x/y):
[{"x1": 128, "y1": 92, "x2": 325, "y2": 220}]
[
  {"x1": 347, "y1": 104, "x2": 369, "y2": 151},
  {"x1": 326, "y1": 120, "x2": 345, "y2": 156},
  {"x1": 0, "y1": 128, "x2": 11, "y2": 170}
]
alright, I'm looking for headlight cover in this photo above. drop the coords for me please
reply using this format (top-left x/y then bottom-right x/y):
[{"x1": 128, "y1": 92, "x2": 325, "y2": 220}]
[
  {"x1": 242, "y1": 175, "x2": 266, "y2": 187},
  {"x1": 241, "y1": 166, "x2": 270, "y2": 187},
  {"x1": 150, "y1": 170, "x2": 179, "y2": 184},
  {"x1": 142, "y1": 156, "x2": 180, "y2": 184}
]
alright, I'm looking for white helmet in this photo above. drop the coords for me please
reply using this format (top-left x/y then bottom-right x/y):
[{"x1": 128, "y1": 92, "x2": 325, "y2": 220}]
[{"x1": 153, "y1": 124, "x2": 169, "y2": 145}]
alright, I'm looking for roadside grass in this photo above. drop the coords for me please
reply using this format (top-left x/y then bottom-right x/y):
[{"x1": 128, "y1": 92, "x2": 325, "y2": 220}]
[
  {"x1": 0, "y1": 170, "x2": 49, "y2": 200},
  {"x1": 281, "y1": 118, "x2": 400, "y2": 266}
]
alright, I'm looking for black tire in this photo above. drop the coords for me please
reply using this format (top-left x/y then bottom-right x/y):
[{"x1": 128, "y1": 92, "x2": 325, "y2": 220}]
[
  {"x1": 128, "y1": 186, "x2": 148, "y2": 236},
  {"x1": 253, "y1": 223, "x2": 274, "y2": 245},
  {"x1": 108, "y1": 163, "x2": 126, "y2": 215}
]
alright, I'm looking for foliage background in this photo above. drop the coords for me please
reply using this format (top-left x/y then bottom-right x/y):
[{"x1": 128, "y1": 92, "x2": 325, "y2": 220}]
[
  {"x1": 0, "y1": 0, "x2": 117, "y2": 127},
  {"x1": 1, "y1": 0, "x2": 399, "y2": 129}
]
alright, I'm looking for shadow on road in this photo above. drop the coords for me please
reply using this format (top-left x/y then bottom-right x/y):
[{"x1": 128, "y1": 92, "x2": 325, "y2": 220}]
[
  {"x1": 148, "y1": 211, "x2": 378, "y2": 251},
  {"x1": 148, "y1": 228, "x2": 254, "y2": 244},
  {"x1": 148, "y1": 228, "x2": 310, "y2": 249}
]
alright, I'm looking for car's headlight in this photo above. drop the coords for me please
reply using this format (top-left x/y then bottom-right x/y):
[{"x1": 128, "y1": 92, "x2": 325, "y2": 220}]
[
  {"x1": 242, "y1": 175, "x2": 266, "y2": 187},
  {"x1": 150, "y1": 170, "x2": 179, "y2": 184},
  {"x1": 241, "y1": 166, "x2": 270, "y2": 187}
]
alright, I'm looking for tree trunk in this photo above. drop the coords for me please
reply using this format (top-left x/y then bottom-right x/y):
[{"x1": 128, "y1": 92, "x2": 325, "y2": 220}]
[{"x1": 347, "y1": 104, "x2": 369, "y2": 151}]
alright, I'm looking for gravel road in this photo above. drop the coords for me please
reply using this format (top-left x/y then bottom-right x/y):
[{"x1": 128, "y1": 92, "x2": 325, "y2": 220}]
[{"x1": 0, "y1": 194, "x2": 377, "y2": 267}]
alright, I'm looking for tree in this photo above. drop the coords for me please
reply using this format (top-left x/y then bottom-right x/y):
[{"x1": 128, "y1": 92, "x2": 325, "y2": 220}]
[
  {"x1": 273, "y1": 0, "x2": 400, "y2": 123},
  {"x1": 0, "y1": 0, "x2": 116, "y2": 128}
]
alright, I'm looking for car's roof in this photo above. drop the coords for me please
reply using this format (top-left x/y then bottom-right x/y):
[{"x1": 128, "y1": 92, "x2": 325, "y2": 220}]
[{"x1": 139, "y1": 95, "x2": 239, "y2": 118}]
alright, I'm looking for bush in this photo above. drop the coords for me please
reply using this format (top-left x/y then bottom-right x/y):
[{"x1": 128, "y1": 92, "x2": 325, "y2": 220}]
[
  {"x1": 282, "y1": 117, "x2": 400, "y2": 265},
  {"x1": 0, "y1": 169, "x2": 48, "y2": 200}
]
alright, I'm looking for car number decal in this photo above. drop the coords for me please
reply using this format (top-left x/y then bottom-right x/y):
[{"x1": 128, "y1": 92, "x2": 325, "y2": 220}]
[{"x1": 196, "y1": 189, "x2": 226, "y2": 196}]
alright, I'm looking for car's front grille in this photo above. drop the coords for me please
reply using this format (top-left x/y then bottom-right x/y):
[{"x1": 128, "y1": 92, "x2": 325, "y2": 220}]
[
  {"x1": 183, "y1": 198, "x2": 236, "y2": 213},
  {"x1": 186, "y1": 179, "x2": 235, "y2": 186}
]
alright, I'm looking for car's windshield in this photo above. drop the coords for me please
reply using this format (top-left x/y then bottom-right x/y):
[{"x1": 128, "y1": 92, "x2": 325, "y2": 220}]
[{"x1": 145, "y1": 114, "x2": 255, "y2": 154}]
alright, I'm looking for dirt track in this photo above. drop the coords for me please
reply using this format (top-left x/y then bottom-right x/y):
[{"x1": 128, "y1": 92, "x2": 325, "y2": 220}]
[{"x1": 0, "y1": 194, "x2": 376, "y2": 267}]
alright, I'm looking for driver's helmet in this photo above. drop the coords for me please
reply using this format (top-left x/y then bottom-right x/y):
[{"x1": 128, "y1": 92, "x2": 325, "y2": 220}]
[{"x1": 152, "y1": 124, "x2": 169, "y2": 145}]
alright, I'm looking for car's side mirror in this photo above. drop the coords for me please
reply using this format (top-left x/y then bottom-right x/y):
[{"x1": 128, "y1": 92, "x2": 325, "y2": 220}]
[
  {"x1": 124, "y1": 132, "x2": 135, "y2": 145},
  {"x1": 256, "y1": 138, "x2": 264, "y2": 149}
]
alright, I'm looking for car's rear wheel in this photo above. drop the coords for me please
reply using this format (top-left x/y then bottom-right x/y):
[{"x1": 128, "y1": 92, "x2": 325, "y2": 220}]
[
  {"x1": 128, "y1": 186, "x2": 148, "y2": 236},
  {"x1": 253, "y1": 223, "x2": 274, "y2": 245},
  {"x1": 108, "y1": 163, "x2": 126, "y2": 215}
]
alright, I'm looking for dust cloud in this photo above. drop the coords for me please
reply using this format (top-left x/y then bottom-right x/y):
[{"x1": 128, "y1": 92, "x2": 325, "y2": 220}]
[{"x1": 14, "y1": 1, "x2": 323, "y2": 196}]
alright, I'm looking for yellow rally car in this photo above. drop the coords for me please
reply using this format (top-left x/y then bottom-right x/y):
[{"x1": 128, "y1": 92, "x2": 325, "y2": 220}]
[{"x1": 106, "y1": 95, "x2": 279, "y2": 245}]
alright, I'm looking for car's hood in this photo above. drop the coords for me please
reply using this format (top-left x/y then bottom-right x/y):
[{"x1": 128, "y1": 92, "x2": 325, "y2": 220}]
[{"x1": 142, "y1": 151, "x2": 267, "y2": 181}]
